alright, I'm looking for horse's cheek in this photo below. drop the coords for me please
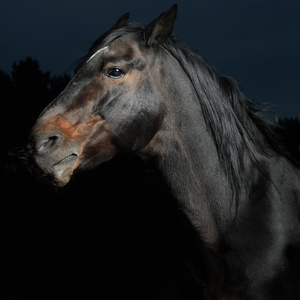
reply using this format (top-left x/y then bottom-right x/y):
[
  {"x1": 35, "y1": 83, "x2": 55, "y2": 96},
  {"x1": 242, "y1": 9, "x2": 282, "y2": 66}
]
[{"x1": 110, "y1": 100, "x2": 161, "y2": 151}]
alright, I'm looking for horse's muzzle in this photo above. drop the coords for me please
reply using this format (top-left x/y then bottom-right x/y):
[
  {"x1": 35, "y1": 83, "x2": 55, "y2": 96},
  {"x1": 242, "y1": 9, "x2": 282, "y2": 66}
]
[{"x1": 31, "y1": 131, "x2": 80, "y2": 186}]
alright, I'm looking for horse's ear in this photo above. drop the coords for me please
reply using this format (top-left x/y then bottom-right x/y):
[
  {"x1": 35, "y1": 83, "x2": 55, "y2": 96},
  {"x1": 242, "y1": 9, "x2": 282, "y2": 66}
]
[
  {"x1": 144, "y1": 4, "x2": 178, "y2": 47},
  {"x1": 110, "y1": 13, "x2": 130, "y2": 30}
]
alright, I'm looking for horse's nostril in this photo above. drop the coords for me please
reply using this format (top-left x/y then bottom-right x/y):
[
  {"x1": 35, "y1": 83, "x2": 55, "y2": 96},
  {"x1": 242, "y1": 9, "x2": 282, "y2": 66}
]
[{"x1": 36, "y1": 133, "x2": 62, "y2": 154}]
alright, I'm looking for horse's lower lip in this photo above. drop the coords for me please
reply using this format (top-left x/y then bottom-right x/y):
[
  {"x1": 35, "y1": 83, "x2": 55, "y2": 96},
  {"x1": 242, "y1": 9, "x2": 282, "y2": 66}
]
[
  {"x1": 52, "y1": 154, "x2": 78, "y2": 169},
  {"x1": 50, "y1": 154, "x2": 78, "y2": 186}
]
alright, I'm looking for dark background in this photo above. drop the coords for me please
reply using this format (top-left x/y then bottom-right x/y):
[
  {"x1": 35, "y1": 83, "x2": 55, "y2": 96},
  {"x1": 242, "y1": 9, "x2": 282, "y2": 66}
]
[
  {"x1": 0, "y1": 1, "x2": 300, "y2": 299},
  {"x1": 1, "y1": 0, "x2": 299, "y2": 118}
]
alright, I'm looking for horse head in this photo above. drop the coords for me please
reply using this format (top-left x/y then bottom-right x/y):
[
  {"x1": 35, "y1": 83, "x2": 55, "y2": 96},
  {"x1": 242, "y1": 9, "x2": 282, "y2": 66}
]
[{"x1": 28, "y1": 5, "x2": 178, "y2": 186}]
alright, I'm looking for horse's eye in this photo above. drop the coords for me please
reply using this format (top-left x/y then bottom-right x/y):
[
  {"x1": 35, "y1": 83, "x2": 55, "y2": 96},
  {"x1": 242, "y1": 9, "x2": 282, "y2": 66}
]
[{"x1": 106, "y1": 68, "x2": 124, "y2": 79}]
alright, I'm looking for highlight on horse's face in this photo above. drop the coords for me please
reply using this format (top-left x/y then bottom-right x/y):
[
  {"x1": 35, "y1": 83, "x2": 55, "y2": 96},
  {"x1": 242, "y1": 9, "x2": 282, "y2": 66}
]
[{"x1": 28, "y1": 5, "x2": 178, "y2": 186}]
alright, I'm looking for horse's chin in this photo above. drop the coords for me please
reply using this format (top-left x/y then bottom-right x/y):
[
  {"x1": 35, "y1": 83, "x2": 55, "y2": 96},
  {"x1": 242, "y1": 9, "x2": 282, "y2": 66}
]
[
  {"x1": 34, "y1": 154, "x2": 79, "y2": 187},
  {"x1": 51, "y1": 154, "x2": 78, "y2": 186},
  {"x1": 52, "y1": 175, "x2": 72, "y2": 187}
]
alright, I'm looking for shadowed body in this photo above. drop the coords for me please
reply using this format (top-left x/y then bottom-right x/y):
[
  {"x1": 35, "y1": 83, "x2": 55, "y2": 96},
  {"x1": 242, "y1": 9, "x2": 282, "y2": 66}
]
[{"x1": 27, "y1": 5, "x2": 300, "y2": 299}]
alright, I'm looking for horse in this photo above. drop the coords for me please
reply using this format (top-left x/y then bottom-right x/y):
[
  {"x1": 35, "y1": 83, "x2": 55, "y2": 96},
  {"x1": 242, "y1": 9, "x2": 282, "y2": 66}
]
[{"x1": 27, "y1": 4, "x2": 300, "y2": 299}]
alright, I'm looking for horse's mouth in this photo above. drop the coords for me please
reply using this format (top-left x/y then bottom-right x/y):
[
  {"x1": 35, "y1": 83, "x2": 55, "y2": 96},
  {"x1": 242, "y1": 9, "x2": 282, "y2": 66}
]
[{"x1": 50, "y1": 154, "x2": 79, "y2": 186}]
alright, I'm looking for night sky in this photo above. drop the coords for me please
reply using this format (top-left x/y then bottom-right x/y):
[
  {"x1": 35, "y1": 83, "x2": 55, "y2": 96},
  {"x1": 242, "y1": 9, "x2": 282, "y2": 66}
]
[{"x1": 1, "y1": 0, "x2": 299, "y2": 118}]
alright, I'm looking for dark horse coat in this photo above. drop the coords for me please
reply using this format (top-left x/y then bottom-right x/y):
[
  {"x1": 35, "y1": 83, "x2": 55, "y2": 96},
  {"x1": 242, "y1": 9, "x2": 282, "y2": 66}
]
[{"x1": 27, "y1": 5, "x2": 300, "y2": 299}]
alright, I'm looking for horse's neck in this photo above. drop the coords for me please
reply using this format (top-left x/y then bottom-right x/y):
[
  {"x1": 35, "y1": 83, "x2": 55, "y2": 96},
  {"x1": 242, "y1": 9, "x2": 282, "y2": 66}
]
[{"x1": 141, "y1": 85, "x2": 233, "y2": 247}]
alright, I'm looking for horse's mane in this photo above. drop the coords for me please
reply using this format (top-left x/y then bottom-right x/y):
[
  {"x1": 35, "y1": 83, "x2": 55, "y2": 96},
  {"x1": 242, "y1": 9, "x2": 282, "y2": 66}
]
[
  {"x1": 77, "y1": 22, "x2": 292, "y2": 200},
  {"x1": 162, "y1": 39, "x2": 289, "y2": 198}
]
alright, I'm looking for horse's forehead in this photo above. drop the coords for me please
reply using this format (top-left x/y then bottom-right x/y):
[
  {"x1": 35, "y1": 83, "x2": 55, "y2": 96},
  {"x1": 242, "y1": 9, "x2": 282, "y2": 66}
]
[
  {"x1": 85, "y1": 36, "x2": 141, "y2": 66},
  {"x1": 109, "y1": 36, "x2": 142, "y2": 57},
  {"x1": 86, "y1": 46, "x2": 109, "y2": 63}
]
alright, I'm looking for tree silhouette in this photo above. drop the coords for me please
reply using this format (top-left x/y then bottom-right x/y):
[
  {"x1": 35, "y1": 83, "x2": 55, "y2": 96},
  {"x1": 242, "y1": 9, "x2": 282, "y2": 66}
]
[
  {"x1": 0, "y1": 69, "x2": 12, "y2": 101},
  {"x1": 278, "y1": 118, "x2": 300, "y2": 161},
  {"x1": 11, "y1": 57, "x2": 53, "y2": 132},
  {"x1": 0, "y1": 58, "x2": 70, "y2": 175},
  {"x1": 49, "y1": 74, "x2": 71, "y2": 100}
]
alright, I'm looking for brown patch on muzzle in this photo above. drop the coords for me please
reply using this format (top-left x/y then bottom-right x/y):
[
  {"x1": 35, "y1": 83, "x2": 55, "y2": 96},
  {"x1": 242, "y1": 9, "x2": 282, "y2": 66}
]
[{"x1": 31, "y1": 114, "x2": 117, "y2": 186}]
